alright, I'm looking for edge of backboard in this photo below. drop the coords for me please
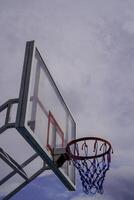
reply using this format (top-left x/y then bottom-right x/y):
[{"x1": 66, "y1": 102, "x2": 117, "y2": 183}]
[{"x1": 15, "y1": 40, "x2": 76, "y2": 191}]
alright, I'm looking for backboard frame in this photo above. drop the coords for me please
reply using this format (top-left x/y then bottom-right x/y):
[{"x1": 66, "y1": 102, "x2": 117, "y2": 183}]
[{"x1": 16, "y1": 40, "x2": 76, "y2": 191}]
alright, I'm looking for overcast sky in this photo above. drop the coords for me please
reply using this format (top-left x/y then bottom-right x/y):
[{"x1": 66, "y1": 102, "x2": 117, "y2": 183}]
[{"x1": 0, "y1": 0, "x2": 134, "y2": 199}]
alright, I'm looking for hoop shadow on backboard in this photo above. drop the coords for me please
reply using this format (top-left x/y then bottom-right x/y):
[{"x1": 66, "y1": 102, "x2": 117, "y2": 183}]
[{"x1": 0, "y1": 41, "x2": 76, "y2": 199}]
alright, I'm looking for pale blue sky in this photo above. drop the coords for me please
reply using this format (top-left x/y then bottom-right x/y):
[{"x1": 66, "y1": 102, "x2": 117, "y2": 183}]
[{"x1": 0, "y1": 0, "x2": 134, "y2": 199}]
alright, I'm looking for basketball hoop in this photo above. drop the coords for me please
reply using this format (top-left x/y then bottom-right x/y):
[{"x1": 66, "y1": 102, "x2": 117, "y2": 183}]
[{"x1": 66, "y1": 137, "x2": 113, "y2": 194}]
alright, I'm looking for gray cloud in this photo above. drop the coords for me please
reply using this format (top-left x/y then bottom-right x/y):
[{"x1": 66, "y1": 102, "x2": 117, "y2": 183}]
[
  {"x1": 1, "y1": 0, "x2": 134, "y2": 199},
  {"x1": 105, "y1": 167, "x2": 134, "y2": 200}
]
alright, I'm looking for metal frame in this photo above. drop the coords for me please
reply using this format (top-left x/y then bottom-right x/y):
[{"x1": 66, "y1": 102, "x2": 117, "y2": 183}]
[
  {"x1": 1, "y1": 155, "x2": 49, "y2": 200},
  {"x1": 0, "y1": 98, "x2": 19, "y2": 134},
  {"x1": 16, "y1": 40, "x2": 76, "y2": 191},
  {"x1": 0, "y1": 40, "x2": 76, "y2": 199},
  {"x1": 0, "y1": 148, "x2": 28, "y2": 181},
  {"x1": 0, "y1": 99, "x2": 48, "y2": 200}
]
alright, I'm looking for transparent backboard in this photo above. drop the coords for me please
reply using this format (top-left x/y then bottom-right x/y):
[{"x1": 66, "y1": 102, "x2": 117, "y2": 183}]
[{"x1": 16, "y1": 41, "x2": 76, "y2": 190}]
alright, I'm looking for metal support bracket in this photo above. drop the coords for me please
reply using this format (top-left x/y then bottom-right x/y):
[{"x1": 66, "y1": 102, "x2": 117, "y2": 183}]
[
  {"x1": 0, "y1": 147, "x2": 28, "y2": 181},
  {"x1": 0, "y1": 98, "x2": 19, "y2": 134},
  {"x1": 52, "y1": 148, "x2": 69, "y2": 167},
  {"x1": 0, "y1": 98, "x2": 48, "y2": 199}
]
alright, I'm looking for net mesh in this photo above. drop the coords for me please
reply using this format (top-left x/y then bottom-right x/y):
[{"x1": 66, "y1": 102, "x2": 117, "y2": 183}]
[{"x1": 70, "y1": 139, "x2": 112, "y2": 194}]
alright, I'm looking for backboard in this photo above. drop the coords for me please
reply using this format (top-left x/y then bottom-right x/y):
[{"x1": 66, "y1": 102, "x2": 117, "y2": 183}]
[{"x1": 16, "y1": 41, "x2": 76, "y2": 190}]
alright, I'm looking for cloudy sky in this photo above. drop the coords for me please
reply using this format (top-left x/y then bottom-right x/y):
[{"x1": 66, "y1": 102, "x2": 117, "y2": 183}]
[{"x1": 0, "y1": 0, "x2": 134, "y2": 199}]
